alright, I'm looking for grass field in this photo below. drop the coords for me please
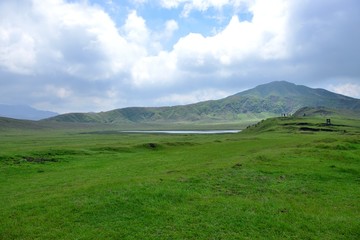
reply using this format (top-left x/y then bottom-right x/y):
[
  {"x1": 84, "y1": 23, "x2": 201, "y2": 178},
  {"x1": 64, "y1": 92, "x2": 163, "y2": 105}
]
[{"x1": 0, "y1": 116, "x2": 359, "y2": 239}]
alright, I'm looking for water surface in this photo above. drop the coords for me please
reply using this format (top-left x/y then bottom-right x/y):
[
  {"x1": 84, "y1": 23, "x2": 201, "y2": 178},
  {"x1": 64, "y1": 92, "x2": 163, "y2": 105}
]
[{"x1": 120, "y1": 130, "x2": 241, "y2": 134}]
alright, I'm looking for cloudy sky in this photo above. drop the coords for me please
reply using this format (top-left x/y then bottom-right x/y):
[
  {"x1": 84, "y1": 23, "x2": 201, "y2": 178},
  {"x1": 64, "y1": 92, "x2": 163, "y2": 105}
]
[{"x1": 1, "y1": 0, "x2": 359, "y2": 113}]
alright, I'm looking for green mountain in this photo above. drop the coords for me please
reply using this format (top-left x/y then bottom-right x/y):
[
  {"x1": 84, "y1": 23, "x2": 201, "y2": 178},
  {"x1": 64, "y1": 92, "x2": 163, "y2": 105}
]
[{"x1": 44, "y1": 81, "x2": 360, "y2": 124}]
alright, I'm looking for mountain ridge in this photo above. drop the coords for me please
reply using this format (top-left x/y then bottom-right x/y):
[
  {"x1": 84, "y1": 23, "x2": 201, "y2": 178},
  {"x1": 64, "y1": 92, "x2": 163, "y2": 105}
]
[
  {"x1": 44, "y1": 81, "x2": 360, "y2": 124},
  {"x1": 0, "y1": 104, "x2": 58, "y2": 120}
]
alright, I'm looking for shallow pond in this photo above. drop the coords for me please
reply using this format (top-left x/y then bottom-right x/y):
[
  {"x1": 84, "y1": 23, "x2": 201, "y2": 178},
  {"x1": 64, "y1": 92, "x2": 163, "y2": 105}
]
[{"x1": 120, "y1": 130, "x2": 241, "y2": 134}]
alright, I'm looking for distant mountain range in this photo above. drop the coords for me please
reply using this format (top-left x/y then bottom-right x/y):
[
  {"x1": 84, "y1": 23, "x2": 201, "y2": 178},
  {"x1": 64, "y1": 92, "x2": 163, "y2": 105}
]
[
  {"x1": 44, "y1": 81, "x2": 360, "y2": 124},
  {"x1": 0, "y1": 104, "x2": 58, "y2": 121}
]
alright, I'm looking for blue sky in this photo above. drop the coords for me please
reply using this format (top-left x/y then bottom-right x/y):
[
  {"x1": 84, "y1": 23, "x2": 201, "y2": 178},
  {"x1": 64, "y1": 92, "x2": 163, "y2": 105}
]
[{"x1": 0, "y1": 0, "x2": 360, "y2": 113}]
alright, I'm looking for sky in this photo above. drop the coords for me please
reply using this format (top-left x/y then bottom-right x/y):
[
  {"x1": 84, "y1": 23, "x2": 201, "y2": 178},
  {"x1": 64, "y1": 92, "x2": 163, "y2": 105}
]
[{"x1": 0, "y1": 0, "x2": 360, "y2": 113}]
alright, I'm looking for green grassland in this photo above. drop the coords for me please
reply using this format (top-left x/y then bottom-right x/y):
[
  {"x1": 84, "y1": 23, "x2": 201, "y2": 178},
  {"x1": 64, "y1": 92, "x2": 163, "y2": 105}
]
[{"x1": 1, "y1": 115, "x2": 359, "y2": 239}]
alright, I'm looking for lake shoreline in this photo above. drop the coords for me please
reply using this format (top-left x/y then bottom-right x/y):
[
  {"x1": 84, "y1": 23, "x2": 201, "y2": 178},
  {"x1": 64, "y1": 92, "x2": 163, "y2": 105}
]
[{"x1": 120, "y1": 130, "x2": 242, "y2": 134}]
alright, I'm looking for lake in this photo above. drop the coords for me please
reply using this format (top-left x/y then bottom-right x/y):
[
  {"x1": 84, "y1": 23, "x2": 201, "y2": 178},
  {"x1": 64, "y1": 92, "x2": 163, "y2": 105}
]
[{"x1": 120, "y1": 130, "x2": 241, "y2": 134}]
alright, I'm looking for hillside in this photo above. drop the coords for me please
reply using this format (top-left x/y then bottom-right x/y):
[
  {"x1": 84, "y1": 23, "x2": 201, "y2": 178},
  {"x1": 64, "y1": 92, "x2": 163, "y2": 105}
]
[
  {"x1": 243, "y1": 107, "x2": 360, "y2": 134},
  {"x1": 0, "y1": 117, "x2": 46, "y2": 130},
  {"x1": 44, "y1": 81, "x2": 360, "y2": 124},
  {"x1": 293, "y1": 106, "x2": 360, "y2": 118},
  {"x1": 0, "y1": 116, "x2": 115, "y2": 132}
]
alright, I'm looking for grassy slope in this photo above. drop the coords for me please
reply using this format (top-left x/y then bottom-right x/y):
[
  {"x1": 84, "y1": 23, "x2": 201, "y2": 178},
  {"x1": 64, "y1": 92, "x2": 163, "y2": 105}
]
[
  {"x1": 44, "y1": 81, "x2": 360, "y2": 124},
  {"x1": 0, "y1": 115, "x2": 359, "y2": 239},
  {"x1": 293, "y1": 106, "x2": 360, "y2": 118},
  {"x1": 0, "y1": 116, "x2": 253, "y2": 132}
]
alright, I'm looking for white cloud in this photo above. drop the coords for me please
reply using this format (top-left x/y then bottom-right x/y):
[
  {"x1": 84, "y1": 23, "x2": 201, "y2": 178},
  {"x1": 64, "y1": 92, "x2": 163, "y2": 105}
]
[
  {"x1": 1, "y1": 0, "x2": 359, "y2": 113},
  {"x1": 158, "y1": 0, "x2": 250, "y2": 16},
  {"x1": 154, "y1": 89, "x2": 231, "y2": 106},
  {"x1": 0, "y1": 28, "x2": 36, "y2": 74},
  {"x1": 0, "y1": 0, "x2": 287, "y2": 82},
  {"x1": 164, "y1": 20, "x2": 179, "y2": 39},
  {"x1": 163, "y1": 0, "x2": 288, "y2": 76},
  {"x1": 0, "y1": 0, "x2": 155, "y2": 112},
  {"x1": 123, "y1": 10, "x2": 149, "y2": 45},
  {"x1": 0, "y1": 0, "x2": 145, "y2": 80},
  {"x1": 44, "y1": 85, "x2": 72, "y2": 99},
  {"x1": 131, "y1": 51, "x2": 178, "y2": 87},
  {"x1": 329, "y1": 83, "x2": 360, "y2": 99},
  {"x1": 159, "y1": 0, "x2": 184, "y2": 9},
  {"x1": 250, "y1": 0, "x2": 289, "y2": 59},
  {"x1": 182, "y1": 0, "x2": 231, "y2": 16},
  {"x1": 129, "y1": 0, "x2": 288, "y2": 88}
]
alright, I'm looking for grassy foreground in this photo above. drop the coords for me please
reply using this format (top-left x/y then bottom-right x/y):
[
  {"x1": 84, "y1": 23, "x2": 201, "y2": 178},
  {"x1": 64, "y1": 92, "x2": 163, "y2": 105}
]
[{"x1": 0, "y1": 116, "x2": 359, "y2": 239}]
